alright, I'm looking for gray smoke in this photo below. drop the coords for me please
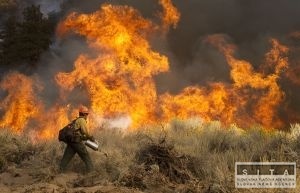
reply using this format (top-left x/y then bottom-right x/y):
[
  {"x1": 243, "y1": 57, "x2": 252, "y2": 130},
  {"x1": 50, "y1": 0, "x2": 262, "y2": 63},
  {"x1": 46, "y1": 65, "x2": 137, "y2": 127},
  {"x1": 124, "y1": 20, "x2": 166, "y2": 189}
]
[
  {"x1": 36, "y1": 0, "x2": 64, "y2": 15},
  {"x1": 17, "y1": 0, "x2": 65, "y2": 15},
  {"x1": 35, "y1": 36, "x2": 92, "y2": 108}
]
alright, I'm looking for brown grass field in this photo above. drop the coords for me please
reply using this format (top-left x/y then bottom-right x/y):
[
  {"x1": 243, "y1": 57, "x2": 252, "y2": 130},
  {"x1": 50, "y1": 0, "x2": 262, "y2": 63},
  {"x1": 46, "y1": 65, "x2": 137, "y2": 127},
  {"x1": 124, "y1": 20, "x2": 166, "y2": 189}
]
[{"x1": 1, "y1": 119, "x2": 300, "y2": 193}]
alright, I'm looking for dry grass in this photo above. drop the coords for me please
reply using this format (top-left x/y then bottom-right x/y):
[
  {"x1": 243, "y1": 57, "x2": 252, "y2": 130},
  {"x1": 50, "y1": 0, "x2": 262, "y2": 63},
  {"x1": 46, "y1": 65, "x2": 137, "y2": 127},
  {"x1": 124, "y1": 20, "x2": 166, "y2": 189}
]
[{"x1": 0, "y1": 120, "x2": 300, "y2": 192}]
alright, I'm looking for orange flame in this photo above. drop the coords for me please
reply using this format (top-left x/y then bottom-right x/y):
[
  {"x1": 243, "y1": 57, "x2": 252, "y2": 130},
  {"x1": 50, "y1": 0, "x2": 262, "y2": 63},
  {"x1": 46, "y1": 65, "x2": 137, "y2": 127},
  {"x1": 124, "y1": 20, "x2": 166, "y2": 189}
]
[
  {"x1": 205, "y1": 35, "x2": 288, "y2": 128},
  {"x1": 158, "y1": 0, "x2": 180, "y2": 30},
  {"x1": 56, "y1": 2, "x2": 175, "y2": 128},
  {"x1": 36, "y1": 105, "x2": 71, "y2": 139},
  {"x1": 160, "y1": 84, "x2": 236, "y2": 125},
  {"x1": 0, "y1": 72, "x2": 42, "y2": 132}
]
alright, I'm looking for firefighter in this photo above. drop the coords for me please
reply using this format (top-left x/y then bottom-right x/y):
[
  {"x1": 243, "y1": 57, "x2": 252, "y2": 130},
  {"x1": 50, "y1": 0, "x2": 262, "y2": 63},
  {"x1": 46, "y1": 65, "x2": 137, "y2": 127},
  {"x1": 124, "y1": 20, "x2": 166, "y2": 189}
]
[{"x1": 59, "y1": 106, "x2": 95, "y2": 173}]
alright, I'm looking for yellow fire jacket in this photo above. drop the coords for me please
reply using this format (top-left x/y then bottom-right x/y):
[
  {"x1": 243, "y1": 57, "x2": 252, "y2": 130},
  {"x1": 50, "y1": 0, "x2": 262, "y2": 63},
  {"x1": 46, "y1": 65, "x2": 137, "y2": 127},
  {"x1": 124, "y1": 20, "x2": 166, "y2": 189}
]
[{"x1": 74, "y1": 117, "x2": 92, "y2": 140}]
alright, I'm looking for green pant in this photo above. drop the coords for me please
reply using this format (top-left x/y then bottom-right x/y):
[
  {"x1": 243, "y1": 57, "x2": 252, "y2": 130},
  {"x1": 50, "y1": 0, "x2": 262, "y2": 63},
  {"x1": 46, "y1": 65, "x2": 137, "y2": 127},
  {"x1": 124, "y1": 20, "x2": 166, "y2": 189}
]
[{"x1": 60, "y1": 142, "x2": 94, "y2": 173}]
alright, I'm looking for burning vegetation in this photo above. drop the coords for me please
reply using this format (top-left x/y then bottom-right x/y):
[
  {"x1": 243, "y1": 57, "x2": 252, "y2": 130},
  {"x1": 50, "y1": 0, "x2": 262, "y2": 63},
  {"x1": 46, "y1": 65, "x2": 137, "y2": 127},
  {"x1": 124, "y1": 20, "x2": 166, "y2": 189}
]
[{"x1": 0, "y1": 0, "x2": 299, "y2": 140}]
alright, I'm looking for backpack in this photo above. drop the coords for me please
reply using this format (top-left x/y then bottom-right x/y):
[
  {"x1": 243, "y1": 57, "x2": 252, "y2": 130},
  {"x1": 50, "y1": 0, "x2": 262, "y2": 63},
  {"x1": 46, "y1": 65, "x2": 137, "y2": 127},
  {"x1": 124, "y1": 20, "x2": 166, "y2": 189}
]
[{"x1": 58, "y1": 119, "x2": 78, "y2": 143}]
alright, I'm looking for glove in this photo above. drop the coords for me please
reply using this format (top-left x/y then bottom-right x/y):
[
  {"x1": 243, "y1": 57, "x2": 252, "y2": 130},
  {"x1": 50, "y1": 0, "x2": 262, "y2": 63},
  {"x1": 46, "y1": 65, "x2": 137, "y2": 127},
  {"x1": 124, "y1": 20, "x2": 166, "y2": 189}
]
[{"x1": 89, "y1": 136, "x2": 95, "y2": 142}]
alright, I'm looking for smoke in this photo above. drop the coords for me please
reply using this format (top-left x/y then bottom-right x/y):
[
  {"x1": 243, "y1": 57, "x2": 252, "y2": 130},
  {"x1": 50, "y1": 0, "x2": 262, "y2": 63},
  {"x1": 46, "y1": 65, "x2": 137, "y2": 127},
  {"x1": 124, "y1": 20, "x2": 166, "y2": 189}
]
[
  {"x1": 35, "y1": 0, "x2": 64, "y2": 15},
  {"x1": 35, "y1": 36, "x2": 92, "y2": 108},
  {"x1": 90, "y1": 113, "x2": 132, "y2": 130},
  {"x1": 105, "y1": 116, "x2": 132, "y2": 130},
  {"x1": 156, "y1": 0, "x2": 300, "y2": 91},
  {"x1": 18, "y1": 0, "x2": 65, "y2": 15}
]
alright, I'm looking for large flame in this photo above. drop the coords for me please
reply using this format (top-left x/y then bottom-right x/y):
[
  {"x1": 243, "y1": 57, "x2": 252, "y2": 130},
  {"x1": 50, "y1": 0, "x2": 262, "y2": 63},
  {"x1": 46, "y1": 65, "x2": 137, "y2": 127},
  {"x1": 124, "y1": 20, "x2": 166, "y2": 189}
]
[
  {"x1": 160, "y1": 36, "x2": 288, "y2": 129},
  {"x1": 56, "y1": 0, "x2": 180, "y2": 128},
  {"x1": 0, "y1": 72, "x2": 73, "y2": 138},
  {"x1": 0, "y1": 0, "x2": 297, "y2": 140},
  {"x1": 0, "y1": 72, "x2": 42, "y2": 132},
  {"x1": 204, "y1": 35, "x2": 288, "y2": 128}
]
